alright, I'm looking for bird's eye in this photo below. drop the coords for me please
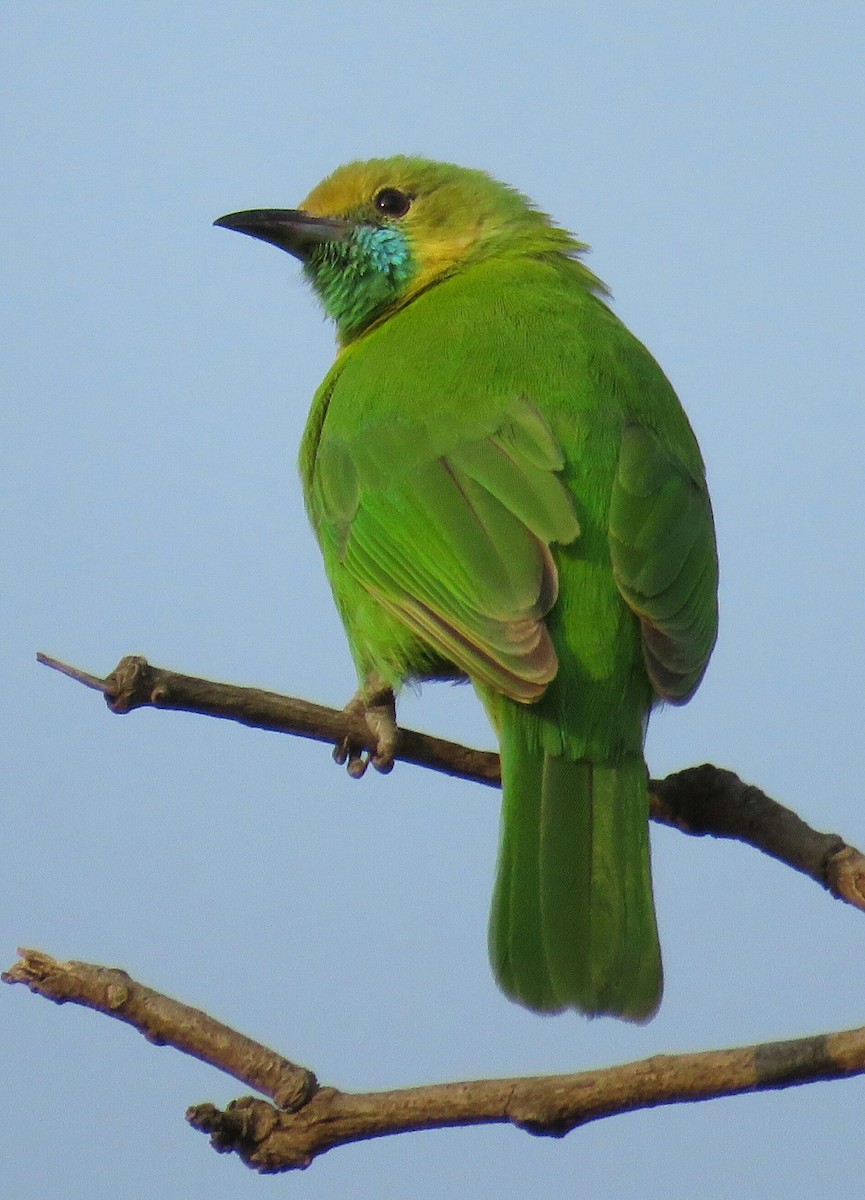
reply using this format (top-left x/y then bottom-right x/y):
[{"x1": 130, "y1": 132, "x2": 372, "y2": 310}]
[{"x1": 374, "y1": 187, "x2": 412, "y2": 218}]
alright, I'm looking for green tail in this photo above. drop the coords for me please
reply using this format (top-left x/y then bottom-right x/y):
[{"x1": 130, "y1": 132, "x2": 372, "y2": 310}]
[{"x1": 489, "y1": 707, "x2": 662, "y2": 1021}]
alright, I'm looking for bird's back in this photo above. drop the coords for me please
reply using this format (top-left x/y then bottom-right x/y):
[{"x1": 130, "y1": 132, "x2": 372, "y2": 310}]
[{"x1": 301, "y1": 250, "x2": 704, "y2": 752}]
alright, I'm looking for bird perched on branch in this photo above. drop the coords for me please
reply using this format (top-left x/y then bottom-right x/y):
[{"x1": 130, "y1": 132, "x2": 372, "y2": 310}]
[{"x1": 216, "y1": 157, "x2": 718, "y2": 1021}]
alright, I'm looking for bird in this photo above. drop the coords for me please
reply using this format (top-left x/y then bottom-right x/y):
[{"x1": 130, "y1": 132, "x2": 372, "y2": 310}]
[{"x1": 215, "y1": 157, "x2": 718, "y2": 1021}]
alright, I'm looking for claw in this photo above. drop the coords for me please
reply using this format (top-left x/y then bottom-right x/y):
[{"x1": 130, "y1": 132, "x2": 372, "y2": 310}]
[
  {"x1": 335, "y1": 678, "x2": 398, "y2": 779},
  {"x1": 348, "y1": 754, "x2": 370, "y2": 779},
  {"x1": 333, "y1": 737, "x2": 370, "y2": 777}
]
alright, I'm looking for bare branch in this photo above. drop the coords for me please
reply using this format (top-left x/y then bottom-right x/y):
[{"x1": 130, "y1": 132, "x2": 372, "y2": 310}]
[
  {"x1": 6, "y1": 949, "x2": 865, "y2": 1174},
  {"x1": 2, "y1": 949, "x2": 315, "y2": 1111},
  {"x1": 37, "y1": 652, "x2": 865, "y2": 914},
  {"x1": 39, "y1": 652, "x2": 500, "y2": 786},
  {"x1": 650, "y1": 764, "x2": 865, "y2": 910}
]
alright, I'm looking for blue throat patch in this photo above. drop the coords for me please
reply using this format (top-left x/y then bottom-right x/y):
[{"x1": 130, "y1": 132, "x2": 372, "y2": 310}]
[
  {"x1": 355, "y1": 225, "x2": 412, "y2": 276},
  {"x1": 305, "y1": 224, "x2": 415, "y2": 341}
]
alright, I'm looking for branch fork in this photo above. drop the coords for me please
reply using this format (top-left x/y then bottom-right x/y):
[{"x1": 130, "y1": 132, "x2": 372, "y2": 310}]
[{"x1": 11, "y1": 651, "x2": 865, "y2": 1172}]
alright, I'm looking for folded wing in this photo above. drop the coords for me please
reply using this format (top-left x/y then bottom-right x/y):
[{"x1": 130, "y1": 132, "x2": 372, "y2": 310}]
[
  {"x1": 312, "y1": 399, "x2": 581, "y2": 699},
  {"x1": 608, "y1": 424, "x2": 718, "y2": 703}
]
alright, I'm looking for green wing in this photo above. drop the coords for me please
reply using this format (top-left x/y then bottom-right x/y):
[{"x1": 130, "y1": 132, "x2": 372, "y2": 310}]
[
  {"x1": 608, "y1": 424, "x2": 718, "y2": 703},
  {"x1": 312, "y1": 398, "x2": 580, "y2": 698}
]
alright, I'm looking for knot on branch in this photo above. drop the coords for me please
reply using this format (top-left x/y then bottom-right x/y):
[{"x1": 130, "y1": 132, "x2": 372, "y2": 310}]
[
  {"x1": 187, "y1": 1089, "x2": 342, "y2": 1173},
  {"x1": 650, "y1": 763, "x2": 741, "y2": 834},
  {"x1": 187, "y1": 1098, "x2": 288, "y2": 1169},
  {"x1": 825, "y1": 845, "x2": 865, "y2": 910},
  {"x1": 104, "y1": 655, "x2": 159, "y2": 713}
]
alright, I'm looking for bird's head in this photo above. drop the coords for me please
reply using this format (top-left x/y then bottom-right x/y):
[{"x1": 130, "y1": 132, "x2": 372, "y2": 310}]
[{"x1": 215, "y1": 156, "x2": 586, "y2": 343}]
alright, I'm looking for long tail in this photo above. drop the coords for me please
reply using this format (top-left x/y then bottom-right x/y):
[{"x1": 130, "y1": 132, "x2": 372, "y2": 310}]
[{"x1": 489, "y1": 705, "x2": 662, "y2": 1021}]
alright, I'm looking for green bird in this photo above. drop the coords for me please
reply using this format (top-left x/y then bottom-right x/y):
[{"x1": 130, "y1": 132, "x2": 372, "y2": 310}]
[{"x1": 215, "y1": 157, "x2": 718, "y2": 1021}]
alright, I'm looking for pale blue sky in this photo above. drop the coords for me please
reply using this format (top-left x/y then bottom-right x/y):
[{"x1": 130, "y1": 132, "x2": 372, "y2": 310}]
[{"x1": 4, "y1": 3, "x2": 865, "y2": 1197}]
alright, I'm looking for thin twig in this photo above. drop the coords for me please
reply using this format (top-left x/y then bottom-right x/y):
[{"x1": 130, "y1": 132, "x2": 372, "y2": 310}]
[
  {"x1": 5, "y1": 949, "x2": 865, "y2": 1174},
  {"x1": 36, "y1": 651, "x2": 111, "y2": 694},
  {"x1": 36, "y1": 651, "x2": 865, "y2": 913},
  {"x1": 2, "y1": 949, "x2": 315, "y2": 1110}
]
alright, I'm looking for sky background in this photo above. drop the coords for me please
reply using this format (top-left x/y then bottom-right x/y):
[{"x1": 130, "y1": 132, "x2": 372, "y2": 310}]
[{"x1": 4, "y1": 2, "x2": 865, "y2": 1196}]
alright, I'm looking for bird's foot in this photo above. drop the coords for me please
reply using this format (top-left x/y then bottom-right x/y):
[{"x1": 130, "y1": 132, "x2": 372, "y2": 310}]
[{"x1": 333, "y1": 680, "x2": 398, "y2": 779}]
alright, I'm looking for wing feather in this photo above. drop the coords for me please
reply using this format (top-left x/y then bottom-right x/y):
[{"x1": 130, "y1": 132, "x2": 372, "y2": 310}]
[
  {"x1": 609, "y1": 425, "x2": 718, "y2": 703},
  {"x1": 312, "y1": 398, "x2": 580, "y2": 700}
]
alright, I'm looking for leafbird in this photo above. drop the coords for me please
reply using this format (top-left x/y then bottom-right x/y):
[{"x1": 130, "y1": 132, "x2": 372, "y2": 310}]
[{"x1": 215, "y1": 157, "x2": 718, "y2": 1020}]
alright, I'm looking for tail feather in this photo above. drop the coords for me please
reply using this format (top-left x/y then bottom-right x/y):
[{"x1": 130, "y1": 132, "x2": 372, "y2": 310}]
[
  {"x1": 489, "y1": 708, "x2": 662, "y2": 1021},
  {"x1": 489, "y1": 745, "x2": 561, "y2": 1012}
]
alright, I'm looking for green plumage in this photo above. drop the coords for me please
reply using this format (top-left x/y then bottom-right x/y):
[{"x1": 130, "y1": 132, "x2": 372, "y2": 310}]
[{"x1": 216, "y1": 157, "x2": 718, "y2": 1020}]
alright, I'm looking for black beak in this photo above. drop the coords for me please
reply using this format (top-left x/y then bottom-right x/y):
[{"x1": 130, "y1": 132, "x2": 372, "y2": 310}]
[{"x1": 213, "y1": 208, "x2": 351, "y2": 260}]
